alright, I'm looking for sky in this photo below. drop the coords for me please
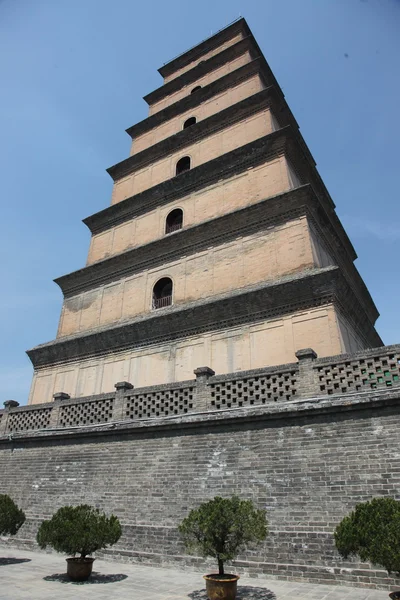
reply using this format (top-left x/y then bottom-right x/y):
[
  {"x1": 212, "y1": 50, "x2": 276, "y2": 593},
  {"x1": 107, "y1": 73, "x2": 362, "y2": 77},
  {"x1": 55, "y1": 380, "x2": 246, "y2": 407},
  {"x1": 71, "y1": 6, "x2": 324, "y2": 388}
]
[{"x1": 0, "y1": 0, "x2": 399, "y2": 405}]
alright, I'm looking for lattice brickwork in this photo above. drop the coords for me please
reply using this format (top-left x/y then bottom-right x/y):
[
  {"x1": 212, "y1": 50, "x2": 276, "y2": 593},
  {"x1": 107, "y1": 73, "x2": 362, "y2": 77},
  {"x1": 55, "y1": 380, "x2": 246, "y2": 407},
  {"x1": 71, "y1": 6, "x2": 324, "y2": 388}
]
[
  {"x1": 59, "y1": 398, "x2": 114, "y2": 427},
  {"x1": 210, "y1": 371, "x2": 298, "y2": 409},
  {"x1": 6, "y1": 407, "x2": 52, "y2": 432},
  {"x1": 316, "y1": 351, "x2": 400, "y2": 395},
  {"x1": 125, "y1": 386, "x2": 195, "y2": 419}
]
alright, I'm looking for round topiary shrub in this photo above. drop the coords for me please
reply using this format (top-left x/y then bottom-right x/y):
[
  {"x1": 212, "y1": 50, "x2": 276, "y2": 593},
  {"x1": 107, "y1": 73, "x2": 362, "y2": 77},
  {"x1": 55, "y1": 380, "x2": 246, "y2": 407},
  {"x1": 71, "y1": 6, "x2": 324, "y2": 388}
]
[
  {"x1": 0, "y1": 494, "x2": 25, "y2": 536},
  {"x1": 37, "y1": 504, "x2": 122, "y2": 559},
  {"x1": 179, "y1": 495, "x2": 268, "y2": 576},
  {"x1": 334, "y1": 497, "x2": 400, "y2": 575}
]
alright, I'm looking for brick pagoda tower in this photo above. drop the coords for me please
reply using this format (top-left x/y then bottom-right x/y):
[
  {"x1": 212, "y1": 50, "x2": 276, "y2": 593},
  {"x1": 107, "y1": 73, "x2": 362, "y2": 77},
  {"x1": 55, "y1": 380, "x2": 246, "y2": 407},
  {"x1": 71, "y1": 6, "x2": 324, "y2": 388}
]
[{"x1": 27, "y1": 18, "x2": 382, "y2": 404}]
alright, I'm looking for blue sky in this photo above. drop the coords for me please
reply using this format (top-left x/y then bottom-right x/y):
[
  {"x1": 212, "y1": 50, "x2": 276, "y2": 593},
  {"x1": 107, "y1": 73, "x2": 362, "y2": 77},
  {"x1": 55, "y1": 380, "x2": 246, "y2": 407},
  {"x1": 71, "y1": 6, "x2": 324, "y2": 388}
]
[{"x1": 0, "y1": 0, "x2": 399, "y2": 405}]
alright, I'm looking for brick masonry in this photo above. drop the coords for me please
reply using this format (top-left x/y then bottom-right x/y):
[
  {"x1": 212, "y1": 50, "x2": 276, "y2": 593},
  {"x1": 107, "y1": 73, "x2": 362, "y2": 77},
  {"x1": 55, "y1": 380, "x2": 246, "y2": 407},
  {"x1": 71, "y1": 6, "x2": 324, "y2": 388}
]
[{"x1": 2, "y1": 351, "x2": 400, "y2": 590}]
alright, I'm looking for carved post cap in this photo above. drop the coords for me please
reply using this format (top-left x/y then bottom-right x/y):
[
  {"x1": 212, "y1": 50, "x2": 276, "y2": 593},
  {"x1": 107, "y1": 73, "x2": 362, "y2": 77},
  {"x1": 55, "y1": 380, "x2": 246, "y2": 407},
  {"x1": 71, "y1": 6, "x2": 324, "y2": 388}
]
[
  {"x1": 53, "y1": 392, "x2": 70, "y2": 401},
  {"x1": 3, "y1": 400, "x2": 19, "y2": 409},
  {"x1": 194, "y1": 367, "x2": 215, "y2": 379},
  {"x1": 114, "y1": 381, "x2": 134, "y2": 391},
  {"x1": 295, "y1": 348, "x2": 317, "y2": 361}
]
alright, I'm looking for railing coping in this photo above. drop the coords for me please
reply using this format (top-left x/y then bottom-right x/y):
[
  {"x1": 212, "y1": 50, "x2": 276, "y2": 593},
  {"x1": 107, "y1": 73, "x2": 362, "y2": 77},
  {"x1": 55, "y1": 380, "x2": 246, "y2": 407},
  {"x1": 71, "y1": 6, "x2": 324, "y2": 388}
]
[
  {"x1": 2, "y1": 401, "x2": 54, "y2": 413},
  {"x1": 208, "y1": 362, "x2": 299, "y2": 385},
  {"x1": 125, "y1": 379, "x2": 196, "y2": 396},
  {"x1": 313, "y1": 344, "x2": 400, "y2": 369},
  {"x1": 57, "y1": 392, "x2": 116, "y2": 406}
]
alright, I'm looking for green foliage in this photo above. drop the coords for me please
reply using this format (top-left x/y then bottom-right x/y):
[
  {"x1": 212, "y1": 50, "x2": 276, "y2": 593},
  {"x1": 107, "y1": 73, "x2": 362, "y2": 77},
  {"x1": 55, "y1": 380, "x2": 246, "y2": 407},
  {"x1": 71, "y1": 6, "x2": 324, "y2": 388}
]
[
  {"x1": 0, "y1": 494, "x2": 26, "y2": 536},
  {"x1": 179, "y1": 496, "x2": 268, "y2": 574},
  {"x1": 36, "y1": 504, "x2": 122, "y2": 559},
  {"x1": 334, "y1": 497, "x2": 400, "y2": 575}
]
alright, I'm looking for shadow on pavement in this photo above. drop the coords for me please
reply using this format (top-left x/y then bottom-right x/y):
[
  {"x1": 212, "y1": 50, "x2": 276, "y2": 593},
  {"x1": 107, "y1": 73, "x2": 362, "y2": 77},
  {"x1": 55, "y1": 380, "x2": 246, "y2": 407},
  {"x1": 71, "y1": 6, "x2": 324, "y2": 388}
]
[
  {"x1": 189, "y1": 586, "x2": 277, "y2": 599},
  {"x1": 43, "y1": 572, "x2": 128, "y2": 585},
  {"x1": 0, "y1": 558, "x2": 32, "y2": 566}
]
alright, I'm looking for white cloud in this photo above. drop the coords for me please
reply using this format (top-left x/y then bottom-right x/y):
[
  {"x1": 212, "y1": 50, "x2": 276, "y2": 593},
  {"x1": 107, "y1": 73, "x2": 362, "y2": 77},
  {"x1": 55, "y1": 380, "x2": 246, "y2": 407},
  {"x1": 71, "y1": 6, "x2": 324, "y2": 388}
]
[{"x1": 342, "y1": 215, "x2": 400, "y2": 242}]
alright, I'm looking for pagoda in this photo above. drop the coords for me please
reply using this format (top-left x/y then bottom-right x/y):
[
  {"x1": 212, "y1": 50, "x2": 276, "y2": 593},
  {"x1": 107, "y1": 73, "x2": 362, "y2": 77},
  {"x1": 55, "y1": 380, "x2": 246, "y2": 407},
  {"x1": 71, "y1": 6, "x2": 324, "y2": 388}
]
[{"x1": 27, "y1": 18, "x2": 382, "y2": 404}]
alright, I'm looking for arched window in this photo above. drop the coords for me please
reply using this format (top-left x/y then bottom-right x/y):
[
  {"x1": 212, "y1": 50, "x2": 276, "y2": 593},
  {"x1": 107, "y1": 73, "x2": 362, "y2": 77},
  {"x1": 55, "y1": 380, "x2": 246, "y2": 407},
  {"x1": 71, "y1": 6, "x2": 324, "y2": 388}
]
[
  {"x1": 165, "y1": 208, "x2": 183, "y2": 234},
  {"x1": 176, "y1": 156, "x2": 191, "y2": 175},
  {"x1": 152, "y1": 277, "x2": 173, "y2": 309},
  {"x1": 183, "y1": 117, "x2": 196, "y2": 129},
  {"x1": 191, "y1": 85, "x2": 202, "y2": 94}
]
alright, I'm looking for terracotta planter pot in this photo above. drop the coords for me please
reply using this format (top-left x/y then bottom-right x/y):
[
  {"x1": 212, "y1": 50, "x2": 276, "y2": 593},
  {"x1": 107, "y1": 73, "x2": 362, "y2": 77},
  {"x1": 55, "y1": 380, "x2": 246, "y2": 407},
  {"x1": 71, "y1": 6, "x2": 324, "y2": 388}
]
[
  {"x1": 66, "y1": 557, "x2": 95, "y2": 581},
  {"x1": 203, "y1": 574, "x2": 240, "y2": 600}
]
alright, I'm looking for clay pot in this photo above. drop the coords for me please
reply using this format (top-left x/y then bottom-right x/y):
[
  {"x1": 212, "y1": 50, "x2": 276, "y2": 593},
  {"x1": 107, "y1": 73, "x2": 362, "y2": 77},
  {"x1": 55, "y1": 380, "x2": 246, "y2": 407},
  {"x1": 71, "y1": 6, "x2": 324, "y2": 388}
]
[
  {"x1": 66, "y1": 557, "x2": 95, "y2": 581},
  {"x1": 203, "y1": 573, "x2": 240, "y2": 600}
]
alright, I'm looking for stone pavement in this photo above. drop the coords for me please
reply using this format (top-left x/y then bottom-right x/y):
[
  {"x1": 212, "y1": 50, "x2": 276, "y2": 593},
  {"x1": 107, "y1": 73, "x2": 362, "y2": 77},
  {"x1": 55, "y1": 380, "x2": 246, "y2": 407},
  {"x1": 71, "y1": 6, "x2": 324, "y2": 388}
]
[{"x1": 0, "y1": 548, "x2": 392, "y2": 600}]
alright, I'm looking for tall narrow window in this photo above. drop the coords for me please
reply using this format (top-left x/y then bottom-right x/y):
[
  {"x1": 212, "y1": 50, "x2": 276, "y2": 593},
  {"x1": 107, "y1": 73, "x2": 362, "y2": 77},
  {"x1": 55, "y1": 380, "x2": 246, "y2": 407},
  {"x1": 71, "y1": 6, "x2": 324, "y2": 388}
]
[
  {"x1": 165, "y1": 209, "x2": 183, "y2": 234},
  {"x1": 152, "y1": 278, "x2": 173, "y2": 310},
  {"x1": 176, "y1": 156, "x2": 191, "y2": 175},
  {"x1": 191, "y1": 85, "x2": 201, "y2": 94},
  {"x1": 183, "y1": 117, "x2": 196, "y2": 129}
]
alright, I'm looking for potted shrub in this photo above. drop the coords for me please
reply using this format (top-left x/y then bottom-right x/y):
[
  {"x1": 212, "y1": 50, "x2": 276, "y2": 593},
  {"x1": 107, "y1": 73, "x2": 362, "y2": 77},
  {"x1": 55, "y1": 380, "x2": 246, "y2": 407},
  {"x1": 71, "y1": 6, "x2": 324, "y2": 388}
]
[
  {"x1": 179, "y1": 495, "x2": 268, "y2": 600},
  {"x1": 334, "y1": 497, "x2": 400, "y2": 599},
  {"x1": 0, "y1": 494, "x2": 25, "y2": 536},
  {"x1": 36, "y1": 504, "x2": 122, "y2": 581}
]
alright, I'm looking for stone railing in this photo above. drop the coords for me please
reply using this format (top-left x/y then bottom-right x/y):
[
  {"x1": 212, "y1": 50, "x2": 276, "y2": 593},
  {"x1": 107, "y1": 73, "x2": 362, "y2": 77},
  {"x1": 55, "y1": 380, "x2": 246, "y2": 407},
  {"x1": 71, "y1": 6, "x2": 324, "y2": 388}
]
[
  {"x1": 1, "y1": 345, "x2": 400, "y2": 435},
  {"x1": 314, "y1": 344, "x2": 400, "y2": 396}
]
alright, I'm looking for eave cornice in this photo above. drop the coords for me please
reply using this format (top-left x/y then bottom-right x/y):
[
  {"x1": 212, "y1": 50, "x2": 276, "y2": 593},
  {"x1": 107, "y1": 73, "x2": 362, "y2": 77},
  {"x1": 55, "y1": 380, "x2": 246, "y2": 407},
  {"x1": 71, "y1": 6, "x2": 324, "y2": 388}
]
[
  {"x1": 127, "y1": 58, "x2": 264, "y2": 139},
  {"x1": 84, "y1": 127, "x2": 289, "y2": 234},
  {"x1": 157, "y1": 18, "x2": 249, "y2": 79},
  {"x1": 27, "y1": 268, "x2": 334, "y2": 368},
  {"x1": 57, "y1": 185, "x2": 315, "y2": 297},
  {"x1": 28, "y1": 267, "x2": 381, "y2": 369},
  {"x1": 109, "y1": 87, "x2": 277, "y2": 181},
  {"x1": 144, "y1": 37, "x2": 258, "y2": 107}
]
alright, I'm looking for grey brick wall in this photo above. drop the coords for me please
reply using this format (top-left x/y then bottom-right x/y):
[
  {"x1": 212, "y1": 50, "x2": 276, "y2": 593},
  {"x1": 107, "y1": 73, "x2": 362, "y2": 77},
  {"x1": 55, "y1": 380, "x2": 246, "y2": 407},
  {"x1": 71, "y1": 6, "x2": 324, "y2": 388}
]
[{"x1": 1, "y1": 391, "x2": 400, "y2": 590}]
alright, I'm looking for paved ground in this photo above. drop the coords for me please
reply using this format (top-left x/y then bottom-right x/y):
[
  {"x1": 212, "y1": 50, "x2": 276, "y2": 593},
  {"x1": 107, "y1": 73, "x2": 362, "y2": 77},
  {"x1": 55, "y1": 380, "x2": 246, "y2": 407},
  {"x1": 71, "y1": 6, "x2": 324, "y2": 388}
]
[{"x1": 0, "y1": 548, "x2": 392, "y2": 600}]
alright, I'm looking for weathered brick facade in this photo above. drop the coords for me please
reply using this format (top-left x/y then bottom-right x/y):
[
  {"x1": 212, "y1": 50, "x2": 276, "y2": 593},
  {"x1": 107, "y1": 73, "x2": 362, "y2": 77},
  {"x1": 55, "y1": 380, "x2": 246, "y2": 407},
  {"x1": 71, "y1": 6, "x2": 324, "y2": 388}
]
[
  {"x1": 2, "y1": 347, "x2": 400, "y2": 589},
  {"x1": 1, "y1": 379, "x2": 400, "y2": 589}
]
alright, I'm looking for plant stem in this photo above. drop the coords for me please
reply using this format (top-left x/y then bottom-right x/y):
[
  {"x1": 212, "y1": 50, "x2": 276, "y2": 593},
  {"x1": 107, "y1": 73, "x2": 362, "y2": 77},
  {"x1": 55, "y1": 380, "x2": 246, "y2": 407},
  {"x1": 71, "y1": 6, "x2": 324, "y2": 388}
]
[{"x1": 218, "y1": 558, "x2": 224, "y2": 576}]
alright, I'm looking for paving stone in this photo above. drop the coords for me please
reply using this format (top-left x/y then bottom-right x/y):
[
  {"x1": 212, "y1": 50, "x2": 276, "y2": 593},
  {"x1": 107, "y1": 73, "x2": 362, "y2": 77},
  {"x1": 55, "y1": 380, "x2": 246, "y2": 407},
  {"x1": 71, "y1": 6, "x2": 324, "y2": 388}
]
[{"x1": 0, "y1": 549, "x2": 392, "y2": 600}]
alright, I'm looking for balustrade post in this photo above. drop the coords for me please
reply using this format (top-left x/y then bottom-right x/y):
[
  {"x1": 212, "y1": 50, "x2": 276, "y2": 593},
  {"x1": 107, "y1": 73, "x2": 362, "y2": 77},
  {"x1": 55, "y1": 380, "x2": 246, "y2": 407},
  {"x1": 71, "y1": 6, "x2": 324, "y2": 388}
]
[
  {"x1": 0, "y1": 400, "x2": 19, "y2": 435},
  {"x1": 194, "y1": 367, "x2": 215, "y2": 411},
  {"x1": 113, "y1": 381, "x2": 133, "y2": 421},
  {"x1": 295, "y1": 348, "x2": 319, "y2": 398},
  {"x1": 49, "y1": 392, "x2": 70, "y2": 428}
]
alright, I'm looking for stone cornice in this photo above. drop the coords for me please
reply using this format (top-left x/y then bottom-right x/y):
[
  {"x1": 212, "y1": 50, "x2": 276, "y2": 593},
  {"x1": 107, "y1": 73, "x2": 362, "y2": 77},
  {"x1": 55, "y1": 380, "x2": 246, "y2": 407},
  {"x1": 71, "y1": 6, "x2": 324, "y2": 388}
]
[
  {"x1": 144, "y1": 37, "x2": 258, "y2": 107},
  {"x1": 127, "y1": 58, "x2": 265, "y2": 140},
  {"x1": 157, "y1": 18, "x2": 249, "y2": 79},
  {"x1": 283, "y1": 142, "x2": 356, "y2": 262},
  {"x1": 84, "y1": 127, "x2": 289, "y2": 234},
  {"x1": 28, "y1": 267, "x2": 376, "y2": 368},
  {"x1": 108, "y1": 88, "x2": 276, "y2": 181},
  {"x1": 306, "y1": 211, "x2": 378, "y2": 325},
  {"x1": 57, "y1": 186, "x2": 315, "y2": 297}
]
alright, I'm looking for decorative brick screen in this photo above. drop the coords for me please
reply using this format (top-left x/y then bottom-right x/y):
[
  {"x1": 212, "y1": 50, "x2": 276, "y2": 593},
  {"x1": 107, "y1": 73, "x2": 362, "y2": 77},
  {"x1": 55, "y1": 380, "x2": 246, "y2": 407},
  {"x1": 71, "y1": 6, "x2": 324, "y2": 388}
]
[
  {"x1": 316, "y1": 351, "x2": 400, "y2": 395},
  {"x1": 209, "y1": 370, "x2": 298, "y2": 409},
  {"x1": 124, "y1": 386, "x2": 195, "y2": 419},
  {"x1": 6, "y1": 407, "x2": 52, "y2": 432},
  {"x1": 59, "y1": 397, "x2": 114, "y2": 427}
]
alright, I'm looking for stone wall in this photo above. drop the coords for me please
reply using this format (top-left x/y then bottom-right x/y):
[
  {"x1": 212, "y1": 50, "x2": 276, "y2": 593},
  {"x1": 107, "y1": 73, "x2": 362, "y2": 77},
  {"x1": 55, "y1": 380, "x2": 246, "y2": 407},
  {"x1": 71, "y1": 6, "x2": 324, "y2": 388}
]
[{"x1": 2, "y1": 346, "x2": 400, "y2": 590}]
